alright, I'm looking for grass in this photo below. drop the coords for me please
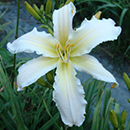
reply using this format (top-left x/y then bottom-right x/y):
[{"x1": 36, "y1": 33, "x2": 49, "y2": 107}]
[{"x1": 0, "y1": 59, "x2": 118, "y2": 129}]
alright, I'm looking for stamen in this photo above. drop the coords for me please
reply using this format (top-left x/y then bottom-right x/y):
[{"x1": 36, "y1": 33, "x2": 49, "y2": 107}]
[
  {"x1": 57, "y1": 44, "x2": 60, "y2": 49},
  {"x1": 55, "y1": 44, "x2": 57, "y2": 48},
  {"x1": 66, "y1": 44, "x2": 74, "y2": 48},
  {"x1": 66, "y1": 44, "x2": 74, "y2": 52},
  {"x1": 69, "y1": 44, "x2": 74, "y2": 47},
  {"x1": 66, "y1": 44, "x2": 70, "y2": 48},
  {"x1": 66, "y1": 52, "x2": 70, "y2": 62},
  {"x1": 63, "y1": 46, "x2": 65, "y2": 50},
  {"x1": 58, "y1": 47, "x2": 67, "y2": 63},
  {"x1": 55, "y1": 44, "x2": 63, "y2": 62},
  {"x1": 55, "y1": 43, "x2": 74, "y2": 63},
  {"x1": 56, "y1": 46, "x2": 62, "y2": 61}
]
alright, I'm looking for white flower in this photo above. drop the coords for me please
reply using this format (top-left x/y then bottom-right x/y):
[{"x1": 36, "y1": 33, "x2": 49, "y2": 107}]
[{"x1": 7, "y1": 2, "x2": 121, "y2": 127}]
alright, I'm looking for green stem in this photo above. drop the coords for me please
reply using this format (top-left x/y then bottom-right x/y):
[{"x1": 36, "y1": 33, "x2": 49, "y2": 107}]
[
  {"x1": 12, "y1": 0, "x2": 20, "y2": 87},
  {"x1": 28, "y1": 87, "x2": 61, "y2": 130},
  {"x1": 40, "y1": 17, "x2": 53, "y2": 31}
]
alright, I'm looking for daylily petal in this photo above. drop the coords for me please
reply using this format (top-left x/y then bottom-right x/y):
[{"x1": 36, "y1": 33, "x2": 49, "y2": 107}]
[
  {"x1": 17, "y1": 56, "x2": 58, "y2": 91},
  {"x1": 70, "y1": 55, "x2": 118, "y2": 86},
  {"x1": 7, "y1": 28, "x2": 58, "y2": 57},
  {"x1": 53, "y1": 60, "x2": 87, "y2": 127},
  {"x1": 53, "y1": 2, "x2": 76, "y2": 46},
  {"x1": 67, "y1": 17, "x2": 121, "y2": 56}
]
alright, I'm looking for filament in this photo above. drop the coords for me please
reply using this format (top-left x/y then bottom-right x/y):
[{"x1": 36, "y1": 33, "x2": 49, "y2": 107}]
[{"x1": 55, "y1": 43, "x2": 74, "y2": 63}]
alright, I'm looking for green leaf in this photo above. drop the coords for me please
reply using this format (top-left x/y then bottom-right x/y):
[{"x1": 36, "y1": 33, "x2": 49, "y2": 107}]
[
  {"x1": 0, "y1": 62, "x2": 27, "y2": 130},
  {"x1": 102, "y1": 88, "x2": 111, "y2": 116},
  {"x1": 39, "y1": 113, "x2": 60, "y2": 130},
  {"x1": 0, "y1": 8, "x2": 8, "y2": 19},
  {"x1": 0, "y1": 48, "x2": 13, "y2": 62},
  {"x1": 0, "y1": 29, "x2": 15, "y2": 48},
  {"x1": 119, "y1": 8, "x2": 128, "y2": 26},
  {"x1": 126, "y1": 120, "x2": 130, "y2": 130},
  {"x1": 91, "y1": 89, "x2": 103, "y2": 130},
  {"x1": 114, "y1": 103, "x2": 120, "y2": 123}
]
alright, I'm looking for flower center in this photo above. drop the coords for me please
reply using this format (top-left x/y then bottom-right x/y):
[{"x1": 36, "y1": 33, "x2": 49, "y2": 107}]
[{"x1": 55, "y1": 44, "x2": 74, "y2": 63}]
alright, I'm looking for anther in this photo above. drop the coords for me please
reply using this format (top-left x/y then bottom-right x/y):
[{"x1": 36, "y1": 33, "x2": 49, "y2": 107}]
[
  {"x1": 69, "y1": 44, "x2": 74, "y2": 47},
  {"x1": 55, "y1": 44, "x2": 57, "y2": 48},
  {"x1": 57, "y1": 44, "x2": 60, "y2": 49},
  {"x1": 55, "y1": 43, "x2": 74, "y2": 63},
  {"x1": 67, "y1": 44, "x2": 74, "y2": 48},
  {"x1": 63, "y1": 46, "x2": 65, "y2": 50},
  {"x1": 66, "y1": 44, "x2": 70, "y2": 48}
]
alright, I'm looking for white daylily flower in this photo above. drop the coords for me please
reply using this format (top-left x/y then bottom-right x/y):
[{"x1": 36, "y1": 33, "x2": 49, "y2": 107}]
[{"x1": 7, "y1": 2, "x2": 121, "y2": 127}]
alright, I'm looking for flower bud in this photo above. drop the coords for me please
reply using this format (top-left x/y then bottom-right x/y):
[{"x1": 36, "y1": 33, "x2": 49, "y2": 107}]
[
  {"x1": 120, "y1": 110, "x2": 127, "y2": 125},
  {"x1": 120, "y1": 124, "x2": 126, "y2": 130},
  {"x1": 40, "y1": 5, "x2": 44, "y2": 15},
  {"x1": 40, "y1": 24, "x2": 48, "y2": 29},
  {"x1": 36, "y1": 78, "x2": 53, "y2": 89},
  {"x1": 91, "y1": 11, "x2": 102, "y2": 20},
  {"x1": 109, "y1": 110, "x2": 119, "y2": 129},
  {"x1": 45, "y1": 0, "x2": 52, "y2": 15},
  {"x1": 128, "y1": 99, "x2": 130, "y2": 103},
  {"x1": 123, "y1": 72, "x2": 130, "y2": 91},
  {"x1": 48, "y1": 28, "x2": 53, "y2": 36},
  {"x1": 65, "y1": 0, "x2": 75, "y2": 5},
  {"x1": 94, "y1": 11, "x2": 102, "y2": 19},
  {"x1": 24, "y1": 1, "x2": 41, "y2": 21},
  {"x1": 46, "y1": 70, "x2": 54, "y2": 84},
  {"x1": 33, "y1": 4, "x2": 40, "y2": 15}
]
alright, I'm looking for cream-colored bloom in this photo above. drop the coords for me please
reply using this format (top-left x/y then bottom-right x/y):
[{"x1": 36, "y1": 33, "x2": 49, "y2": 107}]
[{"x1": 7, "y1": 2, "x2": 121, "y2": 127}]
